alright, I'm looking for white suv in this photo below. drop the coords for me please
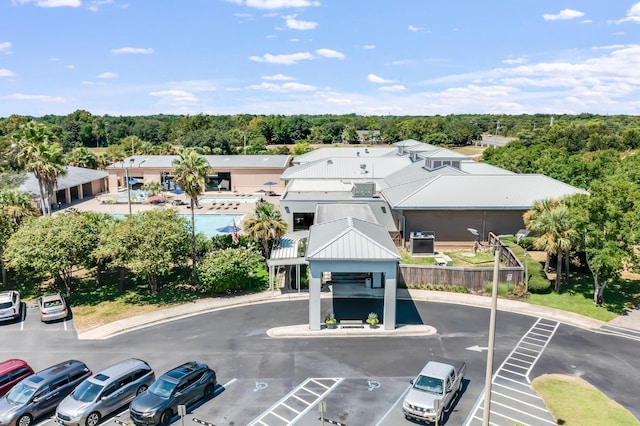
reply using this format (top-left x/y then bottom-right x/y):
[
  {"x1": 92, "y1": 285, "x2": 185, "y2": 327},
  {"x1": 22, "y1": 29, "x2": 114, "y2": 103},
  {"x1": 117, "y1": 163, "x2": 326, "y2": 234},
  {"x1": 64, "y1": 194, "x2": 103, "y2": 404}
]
[{"x1": 0, "y1": 290, "x2": 21, "y2": 322}]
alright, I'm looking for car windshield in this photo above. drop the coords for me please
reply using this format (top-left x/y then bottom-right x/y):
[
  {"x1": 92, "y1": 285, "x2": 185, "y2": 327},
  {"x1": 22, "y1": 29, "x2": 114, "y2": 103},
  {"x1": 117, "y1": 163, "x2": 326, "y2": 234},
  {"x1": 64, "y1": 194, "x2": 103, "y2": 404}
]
[
  {"x1": 148, "y1": 378, "x2": 176, "y2": 399},
  {"x1": 71, "y1": 381, "x2": 104, "y2": 403},
  {"x1": 6, "y1": 382, "x2": 37, "y2": 405},
  {"x1": 413, "y1": 375, "x2": 444, "y2": 395},
  {"x1": 43, "y1": 299, "x2": 63, "y2": 308},
  {"x1": 0, "y1": 301, "x2": 12, "y2": 309}
]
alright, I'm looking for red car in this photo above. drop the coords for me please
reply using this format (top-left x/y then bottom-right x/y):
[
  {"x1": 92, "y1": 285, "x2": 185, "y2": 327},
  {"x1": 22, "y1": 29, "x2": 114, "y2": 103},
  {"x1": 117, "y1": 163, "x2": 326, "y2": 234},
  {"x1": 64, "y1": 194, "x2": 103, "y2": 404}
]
[{"x1": 0, "y1": 359, "x2": 34, "y2": 396}]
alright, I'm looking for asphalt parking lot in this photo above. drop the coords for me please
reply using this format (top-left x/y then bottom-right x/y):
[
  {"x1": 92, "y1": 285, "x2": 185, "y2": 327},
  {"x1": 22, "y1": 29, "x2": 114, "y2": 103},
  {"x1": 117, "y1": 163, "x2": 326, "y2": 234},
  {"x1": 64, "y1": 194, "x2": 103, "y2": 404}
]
[{"x1": 4, "y1": 298, "x2": 640, "y2": 426}]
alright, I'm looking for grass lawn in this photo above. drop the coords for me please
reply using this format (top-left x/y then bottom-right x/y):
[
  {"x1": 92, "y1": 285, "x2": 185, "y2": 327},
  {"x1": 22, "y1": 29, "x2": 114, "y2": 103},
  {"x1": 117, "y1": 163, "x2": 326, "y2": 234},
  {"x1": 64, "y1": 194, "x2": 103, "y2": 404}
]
[{"x1": 532, "y1": 374, "x2": 640, "y2": 425}]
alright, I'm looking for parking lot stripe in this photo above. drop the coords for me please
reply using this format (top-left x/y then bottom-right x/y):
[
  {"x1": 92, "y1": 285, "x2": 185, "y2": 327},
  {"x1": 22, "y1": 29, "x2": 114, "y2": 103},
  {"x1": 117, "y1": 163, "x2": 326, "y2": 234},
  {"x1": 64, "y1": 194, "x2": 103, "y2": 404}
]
[
  {"x1": 492, "y1": 391, "x2": 550, "y2": 412},
  {"x1": 374, "y1": 384, "x2": 411, "y2": 426},
  {"x1": 491, "y1": 400, "x2": 557, "y2": 424},
  {"x1": 493, "y1": 382, "x2": 542, "y2": 399},
  {"x1": 249, "y1": 378, "x2": 343, "y2": 426}
]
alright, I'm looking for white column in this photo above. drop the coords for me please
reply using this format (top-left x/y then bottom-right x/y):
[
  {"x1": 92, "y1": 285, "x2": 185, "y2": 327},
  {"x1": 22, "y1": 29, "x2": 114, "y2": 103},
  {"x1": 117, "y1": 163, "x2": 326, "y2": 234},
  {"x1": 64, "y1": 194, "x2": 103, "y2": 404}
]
[
  {"x1": 309, "y1": 276, "x2": 322, "y2": 330},
  {"x1": 383, "y1": 274, "x2": 397, "y2": 330}
]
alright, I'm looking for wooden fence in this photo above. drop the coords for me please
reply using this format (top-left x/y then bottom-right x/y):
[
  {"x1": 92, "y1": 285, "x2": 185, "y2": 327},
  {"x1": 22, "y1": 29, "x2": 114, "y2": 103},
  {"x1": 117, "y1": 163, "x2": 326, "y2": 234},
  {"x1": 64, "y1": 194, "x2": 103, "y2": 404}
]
[{"x1": 398, "y1": 236, "x2": 524, "y2": 291}]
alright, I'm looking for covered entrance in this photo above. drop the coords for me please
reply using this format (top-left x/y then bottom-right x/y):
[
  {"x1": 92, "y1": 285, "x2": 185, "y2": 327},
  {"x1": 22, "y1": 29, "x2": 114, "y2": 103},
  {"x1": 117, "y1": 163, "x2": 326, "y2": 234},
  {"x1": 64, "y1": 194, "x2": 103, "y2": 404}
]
[{"x1": 306, "y1": 216, "x2": 400, "y2": 330}]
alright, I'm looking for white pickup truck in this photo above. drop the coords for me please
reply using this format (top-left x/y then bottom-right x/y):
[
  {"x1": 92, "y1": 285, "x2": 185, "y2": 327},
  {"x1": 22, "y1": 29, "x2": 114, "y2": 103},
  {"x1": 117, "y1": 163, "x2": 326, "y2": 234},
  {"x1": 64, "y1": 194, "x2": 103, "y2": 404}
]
[{"x1": 403, "y1": 358, "x2": 466, "y2": 424}]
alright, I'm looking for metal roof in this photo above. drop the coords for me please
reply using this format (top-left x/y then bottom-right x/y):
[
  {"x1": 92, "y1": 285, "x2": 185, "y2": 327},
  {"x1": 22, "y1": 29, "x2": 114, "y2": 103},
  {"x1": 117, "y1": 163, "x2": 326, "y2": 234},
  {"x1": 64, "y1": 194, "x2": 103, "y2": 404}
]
[
  {"x1": 306, "y1": 216, "x2": 400, "y2": 261},
  {"x1": 18, "y1": 166, "x2": 108, "y2": 196},
  {"x1": 292, "y1": 147, "x2": 395, "y2": 164},
  {"x1": 107, "y1": 155, "x2": 291, "y2": 170},
  {"x1": 315, "y1": 203, "x2": 377, "y2": 224},
  {"x1": 281, "y1": 157, "x2": 409, "y2": 180},
  {"x1": 383, "y1": 174, "x2": 588, "y2": 210},
  {"x1": 269, "y1": 230, "x2": 309, "y2": 264}
]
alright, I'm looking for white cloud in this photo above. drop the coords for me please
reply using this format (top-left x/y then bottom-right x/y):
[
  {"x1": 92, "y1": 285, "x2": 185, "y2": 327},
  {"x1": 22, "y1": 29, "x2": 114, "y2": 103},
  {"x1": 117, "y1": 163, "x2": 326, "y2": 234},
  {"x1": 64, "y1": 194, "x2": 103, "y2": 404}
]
[
  {"x1": 316, "y1": 48, "x2": 344, "y2": 59},
  {"x1": 111, "y1": 47, "x2": 155, "y2": 54},
  {"x1": 408, "y1": 25, "x2": 425, "y2": 32},
  {"x1": 543, "y1": 9, "x2": 584, "y2": 21},
  {"x1": 97, "y1": 72, "x2": 118, "y2": 79},
  {"x1": 233, "y1": 0, "x2": 320, "y2": 10},
  {"x1": 502, "y1": 57, "x2": 526, "y2": 65},
  {"x1": 262, "y1": 74, "x2": 294, "y2": 80},
  {"x1": 367, "y1": 74, "x2": 395, "y2": 84},
  {"x1": 3, "y1": 93, "x2": 71, "y2": 102},
  {"x1": 66, "y1": 64, "x2": 75, "y2": 69},
  {"x1": 87, "y1": 0, "x2": 112, "y2": 12},
  {"x1": 0, "y1": 69, "x2": 16, "y2": 77},
  {"x1": 249, "y1": 52, "x2": 313, "y2": 64},
  {"x1": 0, "y1": 42, "x2": 12, "y2": 54},
  {"x1": 12, "y1": 0, "x2": 81, "y2": 7},
  {"x1": 148, "y1": 90, "x2": 198, "y2": 103},
  {"x1": 247, "y1": 82, "x2": 315, "y2": 92},
  {"x1": 82, "y1": 80, "x2": 106, "y2": 86},
  {"x1": 379, "y1": 85, "x2": 406, "y2": 92},
  {"x1": 581, "y1": 20, "x2": 592, "y2": 24},
  {"x1": 285, "y1": 16, "x2": 318, "y2": 30},
  {"x1": 617, "y1": 2, "x2": 640, "y2": 24},
  {"x1": 363, "y1": 45, "x2": 375, "y2": 50}
]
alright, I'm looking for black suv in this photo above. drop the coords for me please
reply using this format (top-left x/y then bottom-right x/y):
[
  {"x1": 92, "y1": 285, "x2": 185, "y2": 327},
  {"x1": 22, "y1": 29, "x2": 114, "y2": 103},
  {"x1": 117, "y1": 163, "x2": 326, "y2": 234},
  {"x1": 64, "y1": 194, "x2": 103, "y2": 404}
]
[{"x1": 129, "y1": 361, "x2": 216, "y2": 426}]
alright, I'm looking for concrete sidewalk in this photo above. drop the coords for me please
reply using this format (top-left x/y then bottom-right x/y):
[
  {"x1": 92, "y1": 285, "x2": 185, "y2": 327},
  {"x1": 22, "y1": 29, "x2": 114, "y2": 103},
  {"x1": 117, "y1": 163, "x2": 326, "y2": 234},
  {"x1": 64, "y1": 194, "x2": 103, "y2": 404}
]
[{"x1": 77, "y1": 288, "x2": 630, "y2": 340}]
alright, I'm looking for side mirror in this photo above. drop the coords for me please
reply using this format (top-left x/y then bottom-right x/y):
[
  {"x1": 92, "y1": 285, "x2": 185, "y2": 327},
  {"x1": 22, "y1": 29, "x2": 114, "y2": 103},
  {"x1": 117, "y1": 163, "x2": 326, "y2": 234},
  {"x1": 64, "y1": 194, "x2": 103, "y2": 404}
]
[
  {"x1": 174, "y1": 391, "x2": 182, "y2": 397},
  {"x1": 409, "y1": 379, "x2": 414, "y2": 385},
  {"x1": 32, "y1": 397, "x2": 40, "y2": 403}
]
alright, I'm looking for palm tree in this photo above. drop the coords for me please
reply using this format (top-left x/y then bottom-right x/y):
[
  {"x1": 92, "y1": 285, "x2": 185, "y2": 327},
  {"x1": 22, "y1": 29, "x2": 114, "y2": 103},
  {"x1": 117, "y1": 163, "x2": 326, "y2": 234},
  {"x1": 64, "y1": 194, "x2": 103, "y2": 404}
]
[
  {"x1": 243, "y1": 202, "x2": 288, "y2": 265},
  {"x1": 171, "y1": 149, "x2": 211, "y2": 276},
  {"x1": 525, "y1": 199, "x2": 575, "y2": 292},
  {"x1": 13, "y1": 122, "x2": 66, "y2": 216},
  {"x1": 0, "y1": 189, "x2": 39, "y2": 288}
]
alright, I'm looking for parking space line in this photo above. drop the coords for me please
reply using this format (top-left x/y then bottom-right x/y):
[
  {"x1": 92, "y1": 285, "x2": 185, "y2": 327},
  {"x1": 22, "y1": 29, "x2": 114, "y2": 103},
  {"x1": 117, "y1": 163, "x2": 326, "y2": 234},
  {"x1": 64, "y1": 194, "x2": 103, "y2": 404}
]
[
  {"x1": 248, "y1": 378, "x2": 343, "y2": 426},
  {"x1": 464, "y1": 318, "x2": 559, "y2": 426},
  {"x1": 374, "y1": 384, "x2": 411, "y2": 426}
]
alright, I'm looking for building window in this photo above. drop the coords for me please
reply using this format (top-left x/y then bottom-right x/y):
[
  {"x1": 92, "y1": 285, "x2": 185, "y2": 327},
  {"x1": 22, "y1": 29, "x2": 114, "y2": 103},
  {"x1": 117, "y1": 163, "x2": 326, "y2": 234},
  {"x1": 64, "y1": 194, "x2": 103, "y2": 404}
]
[{"x1": 293, "y1": 212, "x2": 315, "y2": 231}]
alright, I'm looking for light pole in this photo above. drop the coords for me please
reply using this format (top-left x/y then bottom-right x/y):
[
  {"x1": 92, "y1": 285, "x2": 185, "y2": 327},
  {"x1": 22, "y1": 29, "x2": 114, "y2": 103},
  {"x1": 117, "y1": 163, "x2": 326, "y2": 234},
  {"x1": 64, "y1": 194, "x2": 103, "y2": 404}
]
[
  {"x1": 125, "y1": 158, "x2": 134, "y2": 215},
  {"x1": 467, "y1": 228, "x2": 501, "y2": 426}
]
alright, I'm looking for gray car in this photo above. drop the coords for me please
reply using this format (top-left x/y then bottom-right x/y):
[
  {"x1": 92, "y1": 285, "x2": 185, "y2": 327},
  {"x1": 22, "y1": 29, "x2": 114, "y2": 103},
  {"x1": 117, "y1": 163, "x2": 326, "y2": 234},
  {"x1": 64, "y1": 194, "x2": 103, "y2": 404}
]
[
  {"x1": 56, "y1": 359, "x2": 154, "y2": 426},
  {"x1": 129, "y1": 361, "x2": 216, "y2": 426},
  {"x1": 0, "y1": 360, "x2": 91, "y2": 426},
  {"x1": 37, "y1": 293, "x2": 68, "y2": 323}
]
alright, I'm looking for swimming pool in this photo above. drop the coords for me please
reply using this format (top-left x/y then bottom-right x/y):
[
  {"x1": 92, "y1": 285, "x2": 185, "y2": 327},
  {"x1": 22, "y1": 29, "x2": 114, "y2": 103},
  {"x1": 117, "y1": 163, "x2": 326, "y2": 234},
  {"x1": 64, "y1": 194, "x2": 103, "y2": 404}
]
[
  {"x1": 113, "y1": 214, "x2": 243, "y2": 238},
  {"x1": 200, "y1": 197, "x2": 257, "y2": 204}
]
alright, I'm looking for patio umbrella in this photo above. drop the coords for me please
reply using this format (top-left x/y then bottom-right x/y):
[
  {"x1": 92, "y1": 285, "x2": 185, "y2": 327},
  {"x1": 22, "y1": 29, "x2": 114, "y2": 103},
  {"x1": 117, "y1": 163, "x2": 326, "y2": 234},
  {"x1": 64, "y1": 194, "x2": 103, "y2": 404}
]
[
  {"x1": 128, "y1": 178, "x2": 138, "y2": 185},
  {"x1": 171, "y1": 188, "x2": 184, "y2": 195},
  {"x1": 147, "y1": 194, "x2": 164, "y2": 202},
  {"x1": 217, "y1": 225, "x2": 242, "y2": 233},
  {"x1": 255, "y1": 189, "x2": 267, "y2": 193},
  {"x1": 263, "y1": 181, "x2": 278, "y2": 186}
]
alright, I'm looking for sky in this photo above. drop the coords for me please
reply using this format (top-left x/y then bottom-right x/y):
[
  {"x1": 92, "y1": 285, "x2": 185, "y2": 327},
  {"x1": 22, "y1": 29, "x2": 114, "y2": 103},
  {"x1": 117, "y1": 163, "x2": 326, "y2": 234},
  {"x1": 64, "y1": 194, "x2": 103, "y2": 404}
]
[{"x1": 2, "y1": 0, "x2": 640, "y2": 117}]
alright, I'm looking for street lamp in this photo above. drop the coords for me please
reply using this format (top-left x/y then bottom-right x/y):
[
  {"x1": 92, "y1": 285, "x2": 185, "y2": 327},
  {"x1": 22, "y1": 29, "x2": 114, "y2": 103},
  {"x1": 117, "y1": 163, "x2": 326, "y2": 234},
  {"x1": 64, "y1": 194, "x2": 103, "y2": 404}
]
[
  {"x1": 125, "y1": 158, "x2": 135, "y2": 215},
  {"x1": 467, "y1": 227, "x2": 502, "y2": 426}
]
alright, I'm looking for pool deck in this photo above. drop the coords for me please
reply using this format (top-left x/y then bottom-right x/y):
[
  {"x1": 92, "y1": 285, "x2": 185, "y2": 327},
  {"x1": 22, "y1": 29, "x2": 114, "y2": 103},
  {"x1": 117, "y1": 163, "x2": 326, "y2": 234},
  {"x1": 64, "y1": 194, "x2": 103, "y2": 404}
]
[{"x1": 64, "y1": 192, "x2": 281, "y2": 227}]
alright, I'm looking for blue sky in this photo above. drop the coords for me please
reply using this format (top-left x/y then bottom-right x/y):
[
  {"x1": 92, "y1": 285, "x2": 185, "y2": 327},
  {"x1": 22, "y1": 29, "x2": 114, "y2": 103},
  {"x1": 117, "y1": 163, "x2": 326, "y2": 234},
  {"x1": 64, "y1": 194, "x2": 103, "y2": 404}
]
[{"x1": 2, "y1": 0, "x2": 640, "y2": 117}]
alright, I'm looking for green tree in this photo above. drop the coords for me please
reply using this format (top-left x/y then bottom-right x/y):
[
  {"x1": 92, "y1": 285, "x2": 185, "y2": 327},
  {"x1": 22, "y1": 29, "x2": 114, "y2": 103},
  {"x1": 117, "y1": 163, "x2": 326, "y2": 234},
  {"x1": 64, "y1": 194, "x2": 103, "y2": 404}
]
[
  {"x1": 172, "y1": 149, "x2": 211, "y2": 276},
  {"x1": 4, "y1": 213, "x2": 96, "y2": 295},
  {"x1": 0, "y1": 190, "x2": 39, "y2": 288},
  {"x1": 243, "y1": 202, "x2": 287, "y2": 265},
  {"x1": 127, "y1": 210, "x2": 190, "y2": 294},
  {"x1": 198, "y1": 247, "x2": 263, "y2": 293},
  {"x1": 12, "y1": 122, "x2": 66, "y2": 215},
  {"x1": 65, "y1": 147, "x2": 98, "y2": 169}
]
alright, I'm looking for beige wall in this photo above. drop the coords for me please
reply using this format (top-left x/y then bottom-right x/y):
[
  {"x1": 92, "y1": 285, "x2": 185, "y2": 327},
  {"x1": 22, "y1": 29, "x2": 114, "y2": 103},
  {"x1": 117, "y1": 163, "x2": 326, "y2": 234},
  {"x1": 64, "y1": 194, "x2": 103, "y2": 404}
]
[{"x1": 107, "y1": 166, "x2": 286, "y2": 194}]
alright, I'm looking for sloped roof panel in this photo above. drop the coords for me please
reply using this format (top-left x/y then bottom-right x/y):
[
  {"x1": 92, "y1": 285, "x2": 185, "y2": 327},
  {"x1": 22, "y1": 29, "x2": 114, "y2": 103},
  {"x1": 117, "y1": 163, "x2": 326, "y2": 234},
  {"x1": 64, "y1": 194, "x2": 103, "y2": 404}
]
[
  {"x1": 292, "y1": 147, "x2": 395, "y2": 164},
  {"x1": 386, "y1": 174, "x2": 587, "y2": 210},
  {"x1": 306, "y1": 217, "x2": 400, "y2": 261},
  {"x1": 107, "y1": 155, "x2": 291, "y2": 169},
  {"x1": 19, "y1": 166, "x2": 108, "y2": 195},
  {"x1": 281, "y1": 157, "x2": 409, "y2": 180}
]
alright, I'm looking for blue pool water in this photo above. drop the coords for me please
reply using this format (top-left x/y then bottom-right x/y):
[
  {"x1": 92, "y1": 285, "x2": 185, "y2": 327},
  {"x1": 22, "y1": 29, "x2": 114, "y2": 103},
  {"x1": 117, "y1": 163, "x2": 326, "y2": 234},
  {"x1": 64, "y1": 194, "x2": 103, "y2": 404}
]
[
  {"x1": 199, "y1": 197, "x2": 257, "y2": 204},
  {"x1": 113, "y1": 214, "x2": 242, "y2": 238}
]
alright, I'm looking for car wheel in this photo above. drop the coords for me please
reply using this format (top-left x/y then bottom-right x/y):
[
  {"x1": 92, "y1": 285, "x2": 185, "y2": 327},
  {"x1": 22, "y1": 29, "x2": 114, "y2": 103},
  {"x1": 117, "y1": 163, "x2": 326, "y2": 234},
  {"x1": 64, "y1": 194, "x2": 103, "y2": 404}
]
[
  {"x1": 136, "y1": 385, "x2": 148, "y2": 395},
  {"x1": 86, "y1": 412, "x2": 101, "y2": 426},
  {"x1": 160, "y1": 409, "x2": 172, "y2": 426},
  {"x1": 17, "y1": 414, "x2": 32, "y2": 426},
  {"x1": 203, "y1": 383, "x2": 215, "y2": 400}
]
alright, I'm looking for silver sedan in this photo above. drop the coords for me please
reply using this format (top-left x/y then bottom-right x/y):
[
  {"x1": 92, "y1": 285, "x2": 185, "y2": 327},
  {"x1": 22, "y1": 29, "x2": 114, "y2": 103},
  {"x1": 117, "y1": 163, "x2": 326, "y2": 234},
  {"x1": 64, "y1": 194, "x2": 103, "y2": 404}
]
[{"x1": 37, "y1": 293, "x2": 68, "y2": 322}]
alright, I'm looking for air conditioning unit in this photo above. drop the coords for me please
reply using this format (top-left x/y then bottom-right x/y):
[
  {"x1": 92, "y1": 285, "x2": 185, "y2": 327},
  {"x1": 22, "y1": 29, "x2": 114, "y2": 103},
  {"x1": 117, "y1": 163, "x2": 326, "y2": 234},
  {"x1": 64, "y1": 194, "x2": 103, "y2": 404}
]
[{"x1": 410, "y1": 231, "x2": 435, "y2": 255}]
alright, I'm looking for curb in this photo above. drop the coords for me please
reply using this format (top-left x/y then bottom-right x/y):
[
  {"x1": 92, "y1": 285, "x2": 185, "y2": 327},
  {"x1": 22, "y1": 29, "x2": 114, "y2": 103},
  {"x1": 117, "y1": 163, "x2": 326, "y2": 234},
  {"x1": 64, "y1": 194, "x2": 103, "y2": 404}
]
[{"x1": 78, "y1": 289, "x2": 607, "y2": 340}]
